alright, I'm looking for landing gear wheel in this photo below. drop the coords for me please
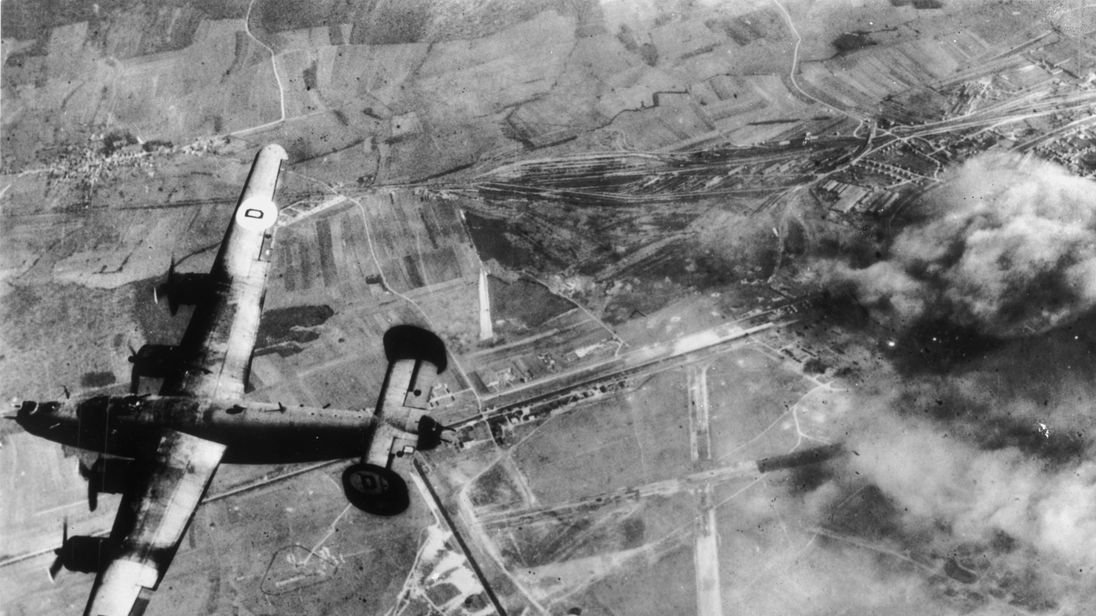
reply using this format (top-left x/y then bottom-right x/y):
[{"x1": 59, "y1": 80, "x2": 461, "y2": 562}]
[{"x1": 342, "y1": 463, "x2": 410, "y2": 516}]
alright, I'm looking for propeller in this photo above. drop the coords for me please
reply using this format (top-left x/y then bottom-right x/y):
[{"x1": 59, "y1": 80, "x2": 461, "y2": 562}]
[
  {"x1": 87, "y1": 475, "x2": 99, "y2": 512},
  {"x1": 46, "y1": 519, "x2": 107, "y2": 580},
  {"x1": 127, "y1": 343, "x2": 142, "y2": 394},
  {"x1": 47, "y1": 519, "x2": 68, "y2": 581},
  {"x1": 78, "y1": 460, "x2": 100, "y2": 512}
]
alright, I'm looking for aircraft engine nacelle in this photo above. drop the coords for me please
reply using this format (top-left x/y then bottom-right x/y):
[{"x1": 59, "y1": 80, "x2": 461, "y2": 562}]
[
  {"x1": 155, "y1": 261, "x2": 212, "y2": 315},
  {"x1": 55, "y1": 535, "x2": 109, "y2": 575},
  {"x1": 80, "y1": 458, "x2": 134, "y2": 511},
  {"x1": 128, "y1": 344, "x2": 179, "y2": 393},
  {"x1": 129, "y1": 344, "x2": 178, "y2": 377},
  {"x1": 341, "y1": 463, "x2": 410, "y2": 516}
]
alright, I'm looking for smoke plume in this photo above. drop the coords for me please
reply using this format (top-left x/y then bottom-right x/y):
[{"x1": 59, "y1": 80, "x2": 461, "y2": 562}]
[
  {"x1": 747, "y1": 152, "x2": 1096, "y2": 613},
  {"x1": 827, "y1": 152, "x2": 1096, "y2": 337},
  {"x1": 741, "y1": 351, "x2": 1096, "y2": 614},
  {"x1": 849, "y1": 413, "x2": 1096, "y2": 566}
]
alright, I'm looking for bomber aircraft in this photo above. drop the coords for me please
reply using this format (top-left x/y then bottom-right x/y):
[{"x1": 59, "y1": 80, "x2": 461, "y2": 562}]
[{"x1": 11, "y1": 144, "x2": 450, "y2": 616}]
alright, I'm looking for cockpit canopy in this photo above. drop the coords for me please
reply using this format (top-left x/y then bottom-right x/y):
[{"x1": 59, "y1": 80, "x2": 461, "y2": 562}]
[{"x1": 17, "y1": 399, "x2": 61, "y2": 419}]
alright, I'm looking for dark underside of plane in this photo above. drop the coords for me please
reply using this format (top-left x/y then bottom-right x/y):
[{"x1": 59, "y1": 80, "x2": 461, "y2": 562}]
[{"x1": 12, "y1": 145, "x2": 451, "y2": 616}]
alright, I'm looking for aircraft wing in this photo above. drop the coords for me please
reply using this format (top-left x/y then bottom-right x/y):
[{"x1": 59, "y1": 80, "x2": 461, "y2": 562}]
[
  {"x1": 84, "y1": 431, "x2": 225, "y2": 616},
  {"x1": 364, "y1": 422, "x2": 405, "y2": 468},
  {"x1": 160, "y1": 144, "x2": 288, "y2": 399}
]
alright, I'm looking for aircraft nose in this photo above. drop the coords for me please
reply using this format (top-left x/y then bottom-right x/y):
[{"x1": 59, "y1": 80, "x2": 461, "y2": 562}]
[
  {"x1": 11, "y1": 400, "x2": 67, "y2": 435},
  {"x1": 15, "y1": 400, "x2": 38, "y2": 423}
]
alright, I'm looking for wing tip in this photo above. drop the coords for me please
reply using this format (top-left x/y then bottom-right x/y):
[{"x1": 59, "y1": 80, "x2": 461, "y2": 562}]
[{"x1": 262, "y1": 143, "x2": 288, "y2": 162}]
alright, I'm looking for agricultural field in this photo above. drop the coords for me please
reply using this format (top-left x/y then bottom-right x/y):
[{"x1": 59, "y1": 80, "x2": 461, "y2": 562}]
[{"x1": 6, "y1": 0, "x2": 1096, "y2": 615}]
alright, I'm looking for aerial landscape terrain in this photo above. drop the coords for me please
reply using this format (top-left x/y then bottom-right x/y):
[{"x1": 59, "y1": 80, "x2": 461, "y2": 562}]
[{"x1": 7, "y1": 0, "x2": 1096, "y2": 614}]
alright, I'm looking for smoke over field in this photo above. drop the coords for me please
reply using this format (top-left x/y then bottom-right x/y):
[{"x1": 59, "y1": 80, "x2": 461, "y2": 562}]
[
  {"x1": 828, "y1": 153, "x2": 1096, "y2": 338},
  {"x1": 772, "y1": 153, "x2": 1096, "y2": 613}
]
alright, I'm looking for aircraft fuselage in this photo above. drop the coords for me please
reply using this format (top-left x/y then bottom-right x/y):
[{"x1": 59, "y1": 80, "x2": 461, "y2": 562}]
[{"x1": 16, "y1": 395, "x2": 379, "y2": 464}]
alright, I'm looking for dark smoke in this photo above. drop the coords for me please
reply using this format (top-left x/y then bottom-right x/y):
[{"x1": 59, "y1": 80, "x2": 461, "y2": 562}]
[
  {"x1": 739, "y1": 152, "x2": 1096, "y2": 613},
  {"x1": 826, "y1": 152, "x2": 1096, "y2": 338}
]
